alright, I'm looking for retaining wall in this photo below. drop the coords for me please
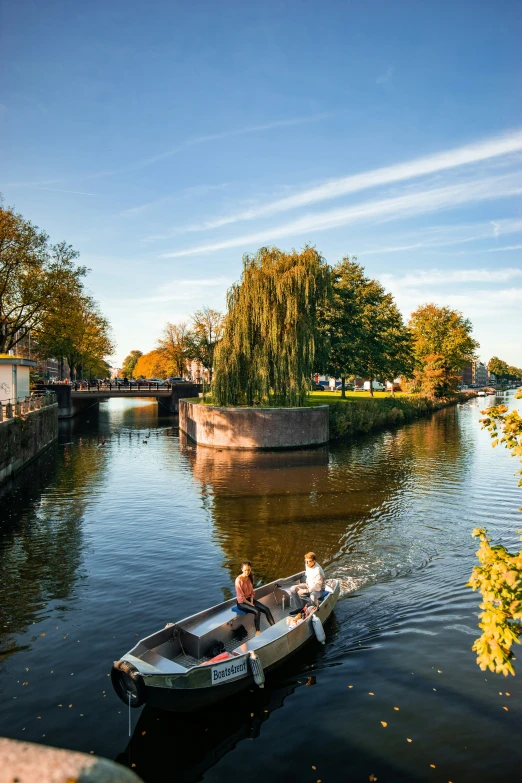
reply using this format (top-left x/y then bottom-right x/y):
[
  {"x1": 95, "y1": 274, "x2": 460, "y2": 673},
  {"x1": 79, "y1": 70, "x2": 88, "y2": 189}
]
[
  {"x1": 179, "y1": 399, "x2": 329, "y2": 449},
  {"x1": 0, "y1": 403, "x2": 58, "y2": 485}
]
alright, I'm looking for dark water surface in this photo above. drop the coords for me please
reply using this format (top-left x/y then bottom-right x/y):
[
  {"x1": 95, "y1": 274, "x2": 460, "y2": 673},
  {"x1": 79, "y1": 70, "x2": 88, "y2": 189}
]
[{"x1": 1, "y1": 394, "x2": 521, "y2": 782}]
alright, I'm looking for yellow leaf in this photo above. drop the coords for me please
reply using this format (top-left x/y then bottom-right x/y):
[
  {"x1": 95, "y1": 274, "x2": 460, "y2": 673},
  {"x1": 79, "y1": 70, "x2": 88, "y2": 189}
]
[
  {"x1": 503, "y1": 706, "x2": 508, "y2": 711},
  {"x1": 369, "y1": 775, "x2": 378, "y2": 782},
  {"x1": 394, "y1": 707, "x2": 399, "y2": 711},
  {"x1": 312, "y1": 767, "x2": 316, "y2": 771},
  {"x1": 430, "y1": 764, "x2": 436, "y2": 768},
  {"x1": 368, "y1": 692, "x2": 374, "y2": 696},
  {"x1": 141, "y1": 730, "x2": 147, "y2": 735},
  {"x1": 407, "y1": 738, "x2": 412, "y2": 742},
  {"x1": 381, "y1": 721, "x2": 387, "y2": 727}
]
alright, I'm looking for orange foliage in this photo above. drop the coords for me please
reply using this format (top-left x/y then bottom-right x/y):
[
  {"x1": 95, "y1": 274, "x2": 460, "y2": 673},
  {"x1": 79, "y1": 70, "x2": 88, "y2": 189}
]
[{"x1": 133, "y1": 350, "x2": 169, "y2": 379}]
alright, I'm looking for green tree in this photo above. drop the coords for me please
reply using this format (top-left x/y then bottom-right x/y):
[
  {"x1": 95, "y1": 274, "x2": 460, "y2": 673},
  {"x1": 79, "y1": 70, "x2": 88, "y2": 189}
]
[
  {"x1": 121, "y1": 350, "x2": 143, "y2": 379},
  {"x1": 0, "y1": 203, "x2": 86, "y2": 353},
  {"x1": 467, "y1": 392, "x2": 522, "y2": 676},
  {"x1": 157, "y1": 321, "x2": 192, "y2": 377},
  {"x1": 214, "y1": 246, "x2": 330, "y2": 407},
  {"x1": 37, "y1": 293, "x2": 114, "y2": 380},
  {"x1": 322, "y1": 259, "x2": 413, "y2": 397},
  {"x1": 408, "y1": 303, "x2": 479, "y2": 398},
  {"x1": 488, "y1": 356, "x2": 510, "y2": 383},
  {"x1": 189, "y1": 307, "x2": 224, "y2": 382}
]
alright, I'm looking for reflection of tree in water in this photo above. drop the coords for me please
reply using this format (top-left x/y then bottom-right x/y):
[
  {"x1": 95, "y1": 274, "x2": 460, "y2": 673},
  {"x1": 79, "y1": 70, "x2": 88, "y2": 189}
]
[
  {"x1": 182, "y1": 407, "x2": 466, "y2": 589},
  {"x1": 0, "y1": 433, "x2": 108, "y2": 663}
]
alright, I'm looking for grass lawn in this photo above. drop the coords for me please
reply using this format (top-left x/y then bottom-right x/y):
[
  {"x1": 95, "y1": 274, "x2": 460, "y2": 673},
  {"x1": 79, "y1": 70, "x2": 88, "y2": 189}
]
[{"x1": 307, "y1": 390, "x2": 412, "y2": 405}]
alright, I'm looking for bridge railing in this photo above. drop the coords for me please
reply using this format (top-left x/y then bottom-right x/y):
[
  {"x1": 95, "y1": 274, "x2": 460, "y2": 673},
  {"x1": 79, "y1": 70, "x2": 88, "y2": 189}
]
[
  {"x1": 0, "y1": 391, "x2": 57, "y2": 423},
  {"x1": 71, "y1": 380, "x2": 175, "y2": 392}
]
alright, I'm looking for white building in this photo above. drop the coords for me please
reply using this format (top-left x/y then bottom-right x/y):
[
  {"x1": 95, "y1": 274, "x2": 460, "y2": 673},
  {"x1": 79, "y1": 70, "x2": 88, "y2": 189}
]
[{"x1": 0, "y1": 356, "x2": 37, "y2": 403}]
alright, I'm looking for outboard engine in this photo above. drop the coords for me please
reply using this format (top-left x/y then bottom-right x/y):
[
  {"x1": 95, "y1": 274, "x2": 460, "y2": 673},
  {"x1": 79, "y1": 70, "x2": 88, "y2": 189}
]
[
  {"x1": 249, "y1": 651, "x2": 265, "y2": 688},
  {"x1": 312, "y1": 614, "x2": 326, "y2": 644}
]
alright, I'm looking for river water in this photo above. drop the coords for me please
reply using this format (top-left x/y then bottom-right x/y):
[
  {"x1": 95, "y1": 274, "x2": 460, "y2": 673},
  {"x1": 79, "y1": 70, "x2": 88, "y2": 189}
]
[{"x1": 0, "y1": 394, "x2": 521, "y2": 782}]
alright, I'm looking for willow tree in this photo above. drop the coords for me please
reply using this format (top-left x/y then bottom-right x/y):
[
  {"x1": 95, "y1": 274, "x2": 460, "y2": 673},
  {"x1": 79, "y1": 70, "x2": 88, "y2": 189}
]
[{"x1": 213, "y1": 246, "x2": 330, "y2": 407}]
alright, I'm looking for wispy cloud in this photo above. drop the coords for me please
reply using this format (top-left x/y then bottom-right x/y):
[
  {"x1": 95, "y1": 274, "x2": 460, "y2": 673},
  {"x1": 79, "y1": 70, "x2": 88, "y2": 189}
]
[
  {"x1": 160, "y1": 172, "x2": 522, "y2": 258},
  {"x1": 359, "y1": 218, "x2": 522, "y2": 255},
  {"x1": 376, "y1": 66, "x2": 394, "y2": 85},
  {"x1": 120, "y1": 183, "x2": 230, "y2": 217},
  {"x1": 31, "y1": 186, "x2": 98, "y2": 196},
  {"x1": 486, "y1": 244, "x2": 522, "y2": 252},
  {"x1": 84, "y1": 113, "x2": 334, "y2": 181},
  {"x1": 163, "y1": 128, "x2": 522, "y2": 237},
  {"x1": 104, "y1": 277, "x2": 231, "y2": 306},
  {"x1": 381, "y1": 268, "x2": 522, "y2": 288}
]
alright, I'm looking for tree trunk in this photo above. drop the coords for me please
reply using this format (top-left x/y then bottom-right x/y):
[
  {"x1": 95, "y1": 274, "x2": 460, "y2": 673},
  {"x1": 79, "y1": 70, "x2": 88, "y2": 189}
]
[
  {"x1": 369, "y1": 377, "x2": 374, "y2": 397},
  {"x1": 341, "y1": 376, "x2": 346, "y2": 398}
]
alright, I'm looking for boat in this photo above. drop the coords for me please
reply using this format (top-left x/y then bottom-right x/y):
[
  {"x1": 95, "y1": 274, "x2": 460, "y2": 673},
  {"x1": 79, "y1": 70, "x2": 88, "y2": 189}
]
[{"x1": 111, "y1": 573, "x2": 340, "y2": 712}]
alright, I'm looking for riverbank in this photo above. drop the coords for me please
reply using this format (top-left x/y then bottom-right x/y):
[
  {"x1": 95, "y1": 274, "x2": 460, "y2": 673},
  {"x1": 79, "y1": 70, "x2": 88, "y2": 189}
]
[
  {"x1": 307, "y1": 390, "x2": 478, "y2": 439},
  {"x1": 186, "y1": 391, "x2": 478, "y2": 443}
]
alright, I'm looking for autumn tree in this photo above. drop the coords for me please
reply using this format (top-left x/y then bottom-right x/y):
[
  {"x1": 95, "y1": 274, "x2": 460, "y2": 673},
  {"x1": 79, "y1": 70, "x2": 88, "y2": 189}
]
[
  {"x1": 322, "y1": 259, "x2": 413, "y2": 397},
  {"x1": 133, "y1": 350, "x2": 169, "y2": 379},
  {"x1": 36, "y1": 290, "x2": 114, "y2": 380},
  {"x1": 0, "y1": 202, "x2": 87, "y2": 353},
  {"x1": 121, "y1": 350, "x2": 143, "y2": 379},
  {"x1": 468, "y1": 391, "x2": 522, "y2": 676},
  {"x1": 408, "y1": 303, "x2": 478, "y2": 398},
  {"x1": 157, "y1": 321, "x2": 192, "y2": 377},
  {"x1": 189, "y1": 307, "x2": 224, "y2": 381},
  {"x1": 214, "y1": 246, "x2": 330, "y2": 407}
]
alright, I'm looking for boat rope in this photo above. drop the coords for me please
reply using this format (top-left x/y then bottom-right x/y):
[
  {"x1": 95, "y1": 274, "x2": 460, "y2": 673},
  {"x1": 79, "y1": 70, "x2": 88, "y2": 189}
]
[{"x1": 128, "y1": 692, "x2": 131, "y2": 737}]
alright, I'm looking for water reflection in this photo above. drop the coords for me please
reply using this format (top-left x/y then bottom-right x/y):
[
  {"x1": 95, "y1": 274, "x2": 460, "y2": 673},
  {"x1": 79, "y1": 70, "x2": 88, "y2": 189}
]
[
  {"x1": 117, "y1": 670, "x2": 309, "y2": 783},
  {"x1": 0, "y1": 428, "x2": 108, "y2": 662},
  {"x1": 182, "y1": 406, "x2": 467, "y2": 596}
]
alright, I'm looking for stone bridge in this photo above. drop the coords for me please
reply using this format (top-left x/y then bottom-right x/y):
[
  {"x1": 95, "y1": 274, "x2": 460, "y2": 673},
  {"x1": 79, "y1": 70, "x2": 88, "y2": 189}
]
[{"x1": 42, "y1": 382, "x2": 202, "y2": 419}]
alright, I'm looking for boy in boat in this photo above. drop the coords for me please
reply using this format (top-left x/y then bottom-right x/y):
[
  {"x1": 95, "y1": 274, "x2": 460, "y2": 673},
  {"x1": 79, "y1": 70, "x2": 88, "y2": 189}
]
[
  {"x1": 235, "y1": 561, "x2": 275, "y2": 635},
  {"x1": 289, "y1": 552, "x2": 326, "y2": 609}
]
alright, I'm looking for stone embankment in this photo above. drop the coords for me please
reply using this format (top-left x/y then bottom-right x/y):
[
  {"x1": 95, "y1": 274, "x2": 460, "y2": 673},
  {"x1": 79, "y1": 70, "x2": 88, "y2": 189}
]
[
  {"x1": 324, "y1": 392, "x2": 478, "y2": 440},
  {"x1": 180, "y1": 399, "x2": 329, "y2": 449},
  {"x1": 0, "y1": 393, "x2": 58, "y2": 485},
  {"x1": 0, "y1": 737, "x2": 142, "y2": 783}
]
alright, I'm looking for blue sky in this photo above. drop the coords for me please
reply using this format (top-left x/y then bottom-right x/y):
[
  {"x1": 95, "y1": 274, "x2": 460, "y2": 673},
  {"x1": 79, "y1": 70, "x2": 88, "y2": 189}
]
[{"x1": 1, "y1": 0, "x2": 521, "y2": 367}]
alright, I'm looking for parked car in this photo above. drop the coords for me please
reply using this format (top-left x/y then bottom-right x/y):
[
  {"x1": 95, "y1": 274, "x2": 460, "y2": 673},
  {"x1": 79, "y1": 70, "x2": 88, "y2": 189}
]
[
  {"x1": 310, "y1": 381, "x2": 324, "y2": 391},
  {"x1": 165, "y1": 377, "x2": 185, "y2": 383},
  {"x1": 363, "y1": 381, "x2": 385, "y2": 391},
  {"x1": 335, "y1": 382, "x2": 354, "y2": 391}
]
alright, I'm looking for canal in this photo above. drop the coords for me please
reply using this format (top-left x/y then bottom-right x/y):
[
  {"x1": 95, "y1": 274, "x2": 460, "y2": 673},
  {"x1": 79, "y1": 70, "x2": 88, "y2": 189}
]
[{"x1": 0, "y1": 394, "x2": 521, "y2": 782}]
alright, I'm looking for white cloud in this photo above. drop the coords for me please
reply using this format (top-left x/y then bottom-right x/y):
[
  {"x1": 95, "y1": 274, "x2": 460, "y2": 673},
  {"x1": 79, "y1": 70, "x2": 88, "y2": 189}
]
[
  {"x1": 160, "y1": 172, "x2": 522, "y2": 258},
  {"x1": 381, "y1": 268, "x2": 522, "y2": 288},
  {"x1": 486, "y1": 244, "x2": 522, "y2": 252},
  {"x1": 164, "y1": 128, "x2": 522, "y2": 236}
]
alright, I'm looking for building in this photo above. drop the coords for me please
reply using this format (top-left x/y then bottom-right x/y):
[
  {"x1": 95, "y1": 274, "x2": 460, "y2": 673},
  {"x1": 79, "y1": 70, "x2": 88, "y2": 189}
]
[
  {"x1": 461, "y1": 360, "x2": 488, "y2": 387},
  {"x1": 7, "y1": 330, "x2": 62, "y2": 380},
  {"x1": 473, "y1": 361, "x2": 488, "y2": 387},
  {"x1": 0, "y1": 356, "x2": 37, "y2": 403}
]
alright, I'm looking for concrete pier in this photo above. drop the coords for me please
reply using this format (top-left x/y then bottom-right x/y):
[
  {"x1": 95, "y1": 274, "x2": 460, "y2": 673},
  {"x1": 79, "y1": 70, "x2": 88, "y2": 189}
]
[
  {"x1": 0, "y1": 737, "x2": 142, "y2": 783},
  {"x1": 179, "y1": 399, "x2": 329, "y2": 449}
]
